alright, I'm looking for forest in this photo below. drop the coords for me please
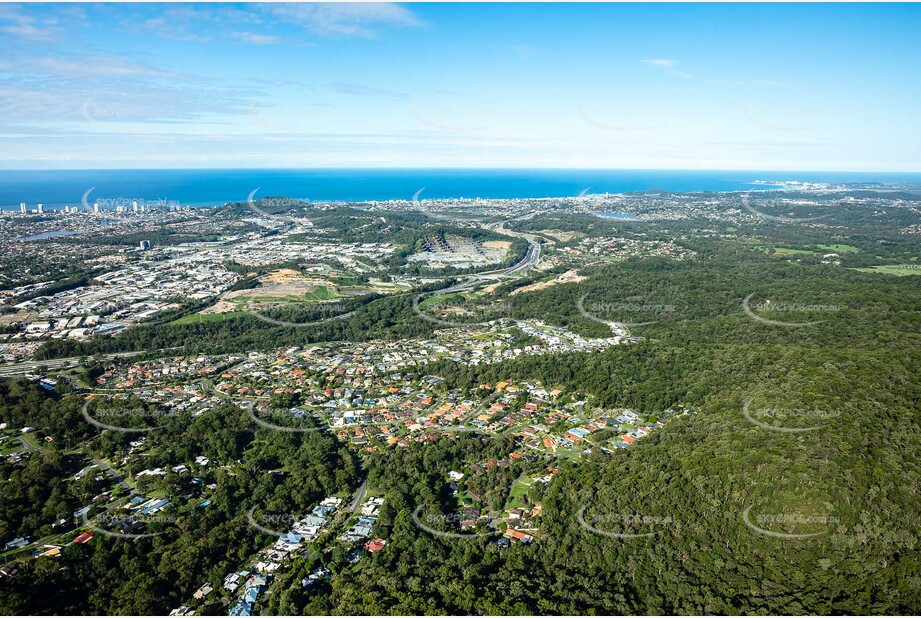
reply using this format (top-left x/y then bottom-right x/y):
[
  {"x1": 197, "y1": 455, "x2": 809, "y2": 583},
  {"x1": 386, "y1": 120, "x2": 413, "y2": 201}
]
[
  {"x1": 0, "y1": 378, "x2": 361, "y2": 615},
  {"x1": 3, "y1": 200, "x2": 920, "y2": 614}
]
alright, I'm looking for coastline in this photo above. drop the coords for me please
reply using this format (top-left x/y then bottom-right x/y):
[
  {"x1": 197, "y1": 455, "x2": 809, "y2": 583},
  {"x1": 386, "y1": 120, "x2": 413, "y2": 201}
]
[{"x1": 2, "y1": 168, "x2": 920, "y2": 212}]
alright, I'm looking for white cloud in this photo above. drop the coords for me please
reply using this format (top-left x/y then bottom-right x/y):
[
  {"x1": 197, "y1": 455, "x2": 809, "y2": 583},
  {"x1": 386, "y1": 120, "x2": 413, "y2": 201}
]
[
  {"x1": 131, "y1": 4, "x2": 421, "y2": 43},
  {"x1": 232, "y1": 32, "x2": 278, "y2": 45},
  {"x1": 136, "y1": 13, "x2": 213, "y2": 42},
  {"x1": 0, "y1": 4, "x2": 60, "y2": 40},
  {"x1": 641, "y1": 58, "x2": 691, "y2": 79},
  {"x1": 27, "y1": 56, "x2": 177, "y2": 80},
  {"x1": 332, "y1": 81, "x2": 407, "y2": 99},
  {"x1": 0, "y1": 23, "x2": 55, "y2": 40},
  {"x1": 263, "y1": 2, "x2": 423, "y2": 36}
]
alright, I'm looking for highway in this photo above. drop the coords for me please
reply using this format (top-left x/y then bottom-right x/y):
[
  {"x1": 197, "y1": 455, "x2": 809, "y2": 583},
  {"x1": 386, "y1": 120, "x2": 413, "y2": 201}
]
[
  {"x1": 0, "y1": 350, "x2": 146, "y2": 377},
  {"x1": 498, "y1": 236, "x2": 541, "y2": 277},
  {"x1": 1, "y1": 216, "x2": 541, "y2": 376},
  {"x1": 410, "y1": 222, "x2": 542, "y2": 326}
]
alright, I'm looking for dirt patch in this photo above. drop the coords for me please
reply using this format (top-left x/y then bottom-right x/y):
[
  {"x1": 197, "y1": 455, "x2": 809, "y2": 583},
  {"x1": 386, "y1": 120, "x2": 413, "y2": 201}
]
[
  {"x1": 510, "y1": 270, "x2": 586, "y2": 296},
  {"x1": 201, "y1": 301, "x2": 237, "y2": 315},
  {"x1": 261, "y1": 268, "x2": 305, "y2": 284},
  {"x1": 0, "y1": 312, "x2": 29, "y2": 325},
  {"x1": 543, "y1": 230, "x2": 583, "y2": 242}
]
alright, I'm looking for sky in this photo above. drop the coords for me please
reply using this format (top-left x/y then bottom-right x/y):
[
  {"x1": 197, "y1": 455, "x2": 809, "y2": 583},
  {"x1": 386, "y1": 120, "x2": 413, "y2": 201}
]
[{"x1": 1, "y1": 2, "x2": 919, "y2": 171}]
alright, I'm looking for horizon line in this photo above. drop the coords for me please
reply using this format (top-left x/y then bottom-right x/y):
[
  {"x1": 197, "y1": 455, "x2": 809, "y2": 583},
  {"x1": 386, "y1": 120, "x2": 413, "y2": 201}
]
[{"x1": 2, "y1": 167, "x2": 920, "y2": 175}]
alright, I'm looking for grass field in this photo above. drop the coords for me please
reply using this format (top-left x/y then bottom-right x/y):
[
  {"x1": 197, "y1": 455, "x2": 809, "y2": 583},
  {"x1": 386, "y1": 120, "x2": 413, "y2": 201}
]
[
  {"x1": 505, "y1": 476, "x2": 535, "y2": 509},
  {"x1": 233, "y1": 294, "x2": 312, "y2": 304},
  {"x1": 769, "y1": 243, "x2": 861, "y2": 258},
  {"x1": 419, "y1": 293, "x2": 465, "y2": 308},
  {"x1": 0, "y1": 438, "x2": 22, "y2": 456},
  {"x1": 307, "y1": 285, "x2": 333, "y2": 300},
  {"x1": 853, "y1": 264, "x2": 921, "y2": 276},
  {"x1": 20, "y1": 433, "x2": 46, "y2": 451},
  {"x1": 174, "y1": 282, "x2": 362, "y2": 325},
  {"x1": 171, "y1": 311, "x2": 247, "y2": 325},
  {"x1": 816, "y1": 243, "x2": 860, "y2": 253},
  {"x1": 771, "y1": 247, "x2": 818, "y2": 256},
  {"x1": 543, "y1": 229, "x2": 583, "y2": 242}
]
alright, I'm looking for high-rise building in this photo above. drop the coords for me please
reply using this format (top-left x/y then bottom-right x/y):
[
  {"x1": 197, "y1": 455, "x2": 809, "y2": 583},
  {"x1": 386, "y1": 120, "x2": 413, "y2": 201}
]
[
  {"x1": 93, "y1": 202, "x2": 100, "y2": 213},
  {"x1": 133, "y1": 200, "x2": 139, "y2": 212},
  {"x1": 37, "y1": 203, "x2": 44, "y2": 214},
  {"x1": 139, "y1": 240, "x2": 152, "y2": 250},
  {"x1": 19, "y1": 202, "x2": 26, "y2": 214}
]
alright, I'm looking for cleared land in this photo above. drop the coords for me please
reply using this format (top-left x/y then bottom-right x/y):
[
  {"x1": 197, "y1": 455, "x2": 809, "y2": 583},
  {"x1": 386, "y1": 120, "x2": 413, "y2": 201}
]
[
  {"x1": 408, "y1": 235, "x2": 510, "y2": 269},
  {"x1": 510, "y1": 270, "x2": 587, "y2": 296},
  {"x1": 816, "y1": 243, "x2": 860, "y2": 253},
  {"x1": 541, "y1": 230, "x2": 583, "y2": 242},
  {"x1": 171, "y1": 311, "x2": 247, "y2": 325},
  {"x1": 853, "y1": 264, "x2": 921, "y2": 276}
]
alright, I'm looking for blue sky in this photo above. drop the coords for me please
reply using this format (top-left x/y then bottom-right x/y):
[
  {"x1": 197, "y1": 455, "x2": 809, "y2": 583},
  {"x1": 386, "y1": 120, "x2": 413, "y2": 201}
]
[{"x1": 1, "y1": 2, "x2": 918, "y2": 170}]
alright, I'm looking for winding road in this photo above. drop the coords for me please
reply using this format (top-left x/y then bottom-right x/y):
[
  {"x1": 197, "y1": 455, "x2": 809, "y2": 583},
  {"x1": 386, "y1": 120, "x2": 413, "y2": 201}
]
[
  {"x1": 411, "y1": 225, "x2": 543, "y2": 323},
  {"x1": 15, "y1": 435, "x2": 50, "y2": 454}
]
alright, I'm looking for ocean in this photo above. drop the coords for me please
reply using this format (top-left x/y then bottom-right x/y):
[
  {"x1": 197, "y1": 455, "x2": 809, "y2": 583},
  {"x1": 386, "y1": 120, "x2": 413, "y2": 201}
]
[{"x1": 1, "y1": 168, "x2": 919, "y2": 211}]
